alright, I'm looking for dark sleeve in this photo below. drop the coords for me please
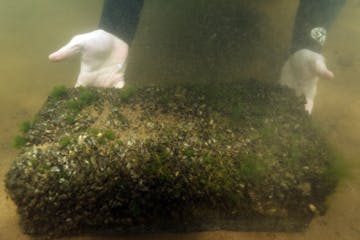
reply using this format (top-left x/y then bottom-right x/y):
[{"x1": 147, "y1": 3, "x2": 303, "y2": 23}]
[
  {"x1": 290, "y1": 0, "x2": 346, "y2": 54},
  {"x1": 99, "y1": 0, "x2": 144, "y2": 45}
]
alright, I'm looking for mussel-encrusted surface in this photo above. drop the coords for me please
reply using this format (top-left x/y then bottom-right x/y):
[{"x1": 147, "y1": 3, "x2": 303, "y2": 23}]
[{"x1": 6, "y1": 80, "x2": 338, "y2": 237}]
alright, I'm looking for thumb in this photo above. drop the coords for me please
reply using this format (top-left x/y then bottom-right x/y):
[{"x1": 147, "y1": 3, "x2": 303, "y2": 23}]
[
  {"x1": 48, "y1": 36, "x2": 84, "y2": 62},
  {"x1": 314, "y1": 58, "x2": 334, "y2": 80}
]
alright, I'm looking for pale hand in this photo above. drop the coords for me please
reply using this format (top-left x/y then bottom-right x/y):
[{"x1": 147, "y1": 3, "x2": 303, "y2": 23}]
[
  {"x1": 49, "y1": 29, "x2": 128, "y2": 88},
  {"x1": 280, "y1": 49, "x2": 334, "y2": 114}
]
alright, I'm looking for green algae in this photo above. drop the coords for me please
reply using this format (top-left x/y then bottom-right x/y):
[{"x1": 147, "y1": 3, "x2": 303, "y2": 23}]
[
  {"x1": 65, "y1": 87, "x2": 99, "y2": 112},
  {"x1": 49, "y1": 85, "x2": 68, "y2": 101},
  {"x1": 12, "y1": 135, "x2": 27, "y2": 149},
  {"x1": 20, "y1": 121, "x2": 32, "y2": 134}
]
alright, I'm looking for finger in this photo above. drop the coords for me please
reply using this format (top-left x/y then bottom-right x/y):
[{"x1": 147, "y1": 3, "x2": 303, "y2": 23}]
[
  {"x1": 48, "y1": 36, "x2": 83, "y2": 62},
  {"x1": 314, "y1": 58, "x2": 334, "y2": 80}
]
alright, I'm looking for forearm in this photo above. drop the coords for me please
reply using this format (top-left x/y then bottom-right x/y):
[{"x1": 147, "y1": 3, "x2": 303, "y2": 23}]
[
  {"x1": 290, "y1": 0, "x2": 346, "y2": 54},
  {"x1": 99, "y1": 0, "x2": 144, "y2": 45}
]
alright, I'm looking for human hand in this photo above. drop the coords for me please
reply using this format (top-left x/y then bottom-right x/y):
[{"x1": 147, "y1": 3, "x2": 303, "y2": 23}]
[
  {"x1": 49, "y1": 29, "x2": 128, "y2": 88},
  {"x1": 280, "y1": 49, "x2": 333, "y2": 114}
]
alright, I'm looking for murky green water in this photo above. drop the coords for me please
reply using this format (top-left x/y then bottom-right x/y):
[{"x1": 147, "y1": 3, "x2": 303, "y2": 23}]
[{"x1": 1, "y1": 0, "x2": 360, "y2": 239}]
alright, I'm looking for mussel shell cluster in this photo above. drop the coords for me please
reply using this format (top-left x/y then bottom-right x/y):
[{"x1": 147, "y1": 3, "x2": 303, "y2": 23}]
[{"x1": 5, "y1": 80, "x2": 338, "y2": 237}]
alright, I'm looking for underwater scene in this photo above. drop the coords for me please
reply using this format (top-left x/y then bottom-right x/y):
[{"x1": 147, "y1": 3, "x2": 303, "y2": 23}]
[{"x1": 1, "y1": 0, "x2": 360, "y2": 239}]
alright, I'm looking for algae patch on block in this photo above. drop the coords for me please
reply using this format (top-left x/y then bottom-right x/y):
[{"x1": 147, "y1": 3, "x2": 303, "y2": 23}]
[{"x1": 5, "y1": 80, "x2": 340, "y2": 237}]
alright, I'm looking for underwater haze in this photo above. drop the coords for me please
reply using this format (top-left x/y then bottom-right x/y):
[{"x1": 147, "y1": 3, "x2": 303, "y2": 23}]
[{"x1": 1, "y1": 0, "x2": 360, "y2": 239}]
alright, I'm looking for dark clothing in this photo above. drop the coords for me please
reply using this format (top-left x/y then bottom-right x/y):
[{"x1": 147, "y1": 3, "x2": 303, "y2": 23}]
[
  {"x1": 99, "y1": 0, "x2": 144, "y2": 45},
  {"x1": 99, "y1": 0, "x2": 346, "y2": 52},
  {"x1": 291, "y1": 0, "x2": 346, "y2": 53}
]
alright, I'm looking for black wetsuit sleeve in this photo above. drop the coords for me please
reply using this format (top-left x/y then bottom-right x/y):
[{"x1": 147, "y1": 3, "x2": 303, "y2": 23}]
[
  {"x1": 99, "y1": 0, "x2": 144, "y2": 45},
  {"x1": 290, "y1": 0, "x2": 346, "y2": 54}
]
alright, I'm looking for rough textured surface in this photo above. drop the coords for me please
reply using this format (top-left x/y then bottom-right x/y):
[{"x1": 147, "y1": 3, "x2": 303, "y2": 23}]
[{"x1": 5, "y1": 80, "x2": 339, "y2": 238}]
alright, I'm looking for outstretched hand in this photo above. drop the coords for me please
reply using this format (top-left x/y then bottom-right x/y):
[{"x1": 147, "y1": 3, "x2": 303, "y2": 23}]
[
  {"x1": 280, "y1": 49, "x2": 333, "y2": 114},
  {"x1": 49, "y1": 29, "x2": 128, "y2": 88}
]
